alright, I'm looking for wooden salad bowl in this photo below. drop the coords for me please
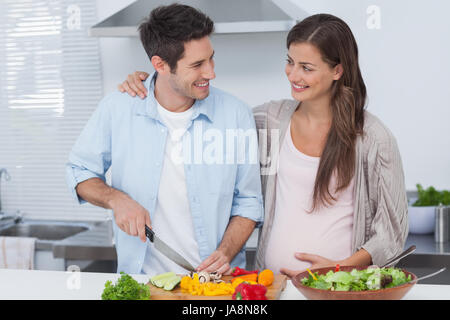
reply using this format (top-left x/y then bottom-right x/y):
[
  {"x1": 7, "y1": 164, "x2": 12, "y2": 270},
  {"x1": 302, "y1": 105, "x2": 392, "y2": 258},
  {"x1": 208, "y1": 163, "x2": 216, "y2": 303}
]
[{"x1": 291, "y1": 265, "x2": 417, "y2": 300}]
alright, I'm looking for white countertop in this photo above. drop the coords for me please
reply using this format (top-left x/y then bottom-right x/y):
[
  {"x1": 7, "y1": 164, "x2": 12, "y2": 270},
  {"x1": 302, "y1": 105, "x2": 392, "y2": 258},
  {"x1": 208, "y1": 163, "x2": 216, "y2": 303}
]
[{"x1": 0, "y1": 269, "x2": 448, "y2": 300}]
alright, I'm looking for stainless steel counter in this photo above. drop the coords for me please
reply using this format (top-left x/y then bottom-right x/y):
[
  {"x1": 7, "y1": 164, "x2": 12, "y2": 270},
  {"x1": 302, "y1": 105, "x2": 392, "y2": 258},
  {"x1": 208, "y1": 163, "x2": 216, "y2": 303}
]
[
  {"x1": 0, "y1": 218, "x2": 115, "y2": 257},
  {"x1": 405, "y1": 233, "x2": 450, "y2": 255},
  {"x1": 51, "y1": 220, "x2": 116, "y2": 261},
  {"x1": 0, "y1": 218, "x2": 117, "y2": 272},
  {"x1": 396, "y1": 233, "x2": 450, "y2": 284}
]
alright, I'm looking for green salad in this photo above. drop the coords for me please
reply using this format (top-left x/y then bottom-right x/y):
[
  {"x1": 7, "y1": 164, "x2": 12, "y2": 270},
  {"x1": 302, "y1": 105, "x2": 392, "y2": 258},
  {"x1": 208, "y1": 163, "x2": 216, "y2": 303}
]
[{"x1": 301, "y1": 267, "x2": 412, "y2": 291}]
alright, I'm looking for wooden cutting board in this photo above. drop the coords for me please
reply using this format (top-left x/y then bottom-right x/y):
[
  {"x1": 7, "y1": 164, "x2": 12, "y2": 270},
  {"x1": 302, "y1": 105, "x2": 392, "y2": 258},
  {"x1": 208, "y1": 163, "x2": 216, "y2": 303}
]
[{"x1": 146, "y1": 274, "x2": 287, "y2": 300}]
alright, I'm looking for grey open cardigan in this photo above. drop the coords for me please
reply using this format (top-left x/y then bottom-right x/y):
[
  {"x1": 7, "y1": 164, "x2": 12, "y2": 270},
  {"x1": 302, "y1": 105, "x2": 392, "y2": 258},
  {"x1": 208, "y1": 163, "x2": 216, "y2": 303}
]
[{"x1": 252, "y1": 99, "x2": 409, "y2": 269}]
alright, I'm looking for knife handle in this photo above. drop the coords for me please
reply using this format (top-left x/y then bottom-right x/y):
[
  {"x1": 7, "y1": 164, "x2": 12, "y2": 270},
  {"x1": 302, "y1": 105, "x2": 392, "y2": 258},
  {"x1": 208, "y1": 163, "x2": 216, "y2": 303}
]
[{"x1": 145, "y1": 225, "x2": 154, "y2": 242}]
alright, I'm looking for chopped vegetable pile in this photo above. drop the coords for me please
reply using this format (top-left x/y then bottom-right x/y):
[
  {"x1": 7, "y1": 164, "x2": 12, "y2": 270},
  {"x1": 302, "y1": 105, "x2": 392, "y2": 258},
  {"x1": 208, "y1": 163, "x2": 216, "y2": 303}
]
[
  {"x1": 179, "y1": 268, "x2": 274, "y2": 298},
  {"x1": 180, "y1": 273, "x2": 235, "y2": 296},
  {"x1": 101, "y1": 268, "x2": 276, "y2": 299},
  {"x1": 301, "y1": 267, "x2": 412, "y2": 291},
  {"x1": 102, "y1": 272, "x2": 151, "y2": 300}
]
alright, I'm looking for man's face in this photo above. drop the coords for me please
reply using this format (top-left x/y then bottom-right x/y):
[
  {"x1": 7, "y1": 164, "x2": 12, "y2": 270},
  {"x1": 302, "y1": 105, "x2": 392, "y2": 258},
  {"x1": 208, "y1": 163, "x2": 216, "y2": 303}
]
[{"x1": 167, "y1": 36, "x2": 216, "y2": 101}]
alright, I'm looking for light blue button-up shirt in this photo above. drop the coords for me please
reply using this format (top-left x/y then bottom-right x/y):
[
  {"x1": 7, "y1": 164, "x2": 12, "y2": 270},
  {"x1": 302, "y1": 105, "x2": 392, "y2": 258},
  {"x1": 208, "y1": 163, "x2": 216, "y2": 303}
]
[{"x1": 66, "y1": 73, "x2": 264, "y2": 274}]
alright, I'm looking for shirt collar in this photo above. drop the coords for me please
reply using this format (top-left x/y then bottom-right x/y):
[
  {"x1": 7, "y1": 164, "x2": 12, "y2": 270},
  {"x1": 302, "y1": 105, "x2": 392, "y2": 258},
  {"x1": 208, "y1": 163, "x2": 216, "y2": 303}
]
[{"x1": 135, "y1": 71, "x2": 214, "y2": 123}]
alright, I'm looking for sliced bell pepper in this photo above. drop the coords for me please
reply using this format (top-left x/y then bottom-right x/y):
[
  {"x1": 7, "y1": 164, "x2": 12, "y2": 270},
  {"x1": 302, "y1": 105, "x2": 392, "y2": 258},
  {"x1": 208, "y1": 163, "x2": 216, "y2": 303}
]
[
  {"x1": 232, "y1": 273, "x2": 258, "y2": 283},
  {"x1": 231, "y1": 277, "x2": 257, "y2": 288},
  {"x1": 231, "y1": 266, "x2": 259, "y2": 276}
]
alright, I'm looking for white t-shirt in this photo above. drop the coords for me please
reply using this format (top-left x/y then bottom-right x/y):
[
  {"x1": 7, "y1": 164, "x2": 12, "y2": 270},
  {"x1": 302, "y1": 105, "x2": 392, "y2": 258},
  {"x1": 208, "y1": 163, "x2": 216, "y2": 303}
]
[
  {"x1": 142, "y1": 101, "x2": 202, "y2": 276},
  {"x1": 264, "y1": 121, "x2": 354, "y2": 273}
]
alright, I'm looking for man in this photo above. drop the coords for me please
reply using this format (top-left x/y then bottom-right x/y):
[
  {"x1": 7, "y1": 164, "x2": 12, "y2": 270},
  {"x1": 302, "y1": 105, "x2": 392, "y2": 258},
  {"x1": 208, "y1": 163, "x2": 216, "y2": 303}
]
[{"x1": 66, "y1": 4, "x2": 263, "y2": 276}]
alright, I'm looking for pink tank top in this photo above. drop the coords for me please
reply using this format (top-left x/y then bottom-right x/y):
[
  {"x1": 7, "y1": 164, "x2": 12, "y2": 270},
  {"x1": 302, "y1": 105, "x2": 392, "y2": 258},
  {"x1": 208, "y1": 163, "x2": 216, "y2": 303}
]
[{"x1": 264, "y1": 121, "x2": 354, "y2": 273}]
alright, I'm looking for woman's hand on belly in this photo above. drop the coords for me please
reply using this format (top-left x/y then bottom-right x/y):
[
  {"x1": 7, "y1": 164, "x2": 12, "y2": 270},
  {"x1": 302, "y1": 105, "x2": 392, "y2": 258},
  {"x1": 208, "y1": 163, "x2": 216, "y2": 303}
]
[{"x1": 280, "y1": 252, "x2": 338, "y2": 279}]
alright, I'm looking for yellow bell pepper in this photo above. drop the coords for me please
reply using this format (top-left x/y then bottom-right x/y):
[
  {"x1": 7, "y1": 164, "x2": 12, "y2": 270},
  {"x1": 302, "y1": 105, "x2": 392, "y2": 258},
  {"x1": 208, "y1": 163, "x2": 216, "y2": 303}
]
[
  {"x1": 231, "y1": 277, "x2": 257, "y2": 288},
  {"x1": 180, "y1": 276, "x2": 191, "y2": 289},
  {"x1": 180, "y1": 273, "x2": 235, "y2": 296}
]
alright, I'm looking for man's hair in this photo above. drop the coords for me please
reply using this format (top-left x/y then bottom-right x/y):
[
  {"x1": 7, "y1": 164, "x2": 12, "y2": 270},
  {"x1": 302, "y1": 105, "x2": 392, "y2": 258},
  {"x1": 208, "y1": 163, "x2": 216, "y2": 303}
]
[{"x1": 139, "y1": 3, "x2": 214, "y2": 73}]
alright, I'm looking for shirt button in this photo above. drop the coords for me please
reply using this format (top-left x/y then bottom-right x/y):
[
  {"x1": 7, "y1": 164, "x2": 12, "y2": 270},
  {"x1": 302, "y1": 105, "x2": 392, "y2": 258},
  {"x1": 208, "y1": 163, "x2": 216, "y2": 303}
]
[
  {"x1": 161, "y1": 128, "x2": 165, "y2": 133},
  {"x1": 155, "y1": 162, "x2": 160, "y2": 166}
]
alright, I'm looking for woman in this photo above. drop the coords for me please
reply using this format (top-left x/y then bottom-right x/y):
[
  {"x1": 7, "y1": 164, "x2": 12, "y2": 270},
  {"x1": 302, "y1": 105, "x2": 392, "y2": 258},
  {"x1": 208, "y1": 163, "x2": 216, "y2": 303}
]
[{"x1": 117, "y1": 14, "x2": 408, "y2": 278}]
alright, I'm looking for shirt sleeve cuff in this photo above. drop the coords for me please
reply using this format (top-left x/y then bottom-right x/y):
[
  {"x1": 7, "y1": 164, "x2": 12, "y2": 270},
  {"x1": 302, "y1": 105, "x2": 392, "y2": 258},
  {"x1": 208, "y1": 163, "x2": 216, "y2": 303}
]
[
  {"x1": 360, "y1": 238, "x2": 391, "y2": 267},
  {"x1": 65, "y1": 164, "x2": 104, "y2": 205},
  {"x1": 230, "y1": 198, "x2": 264, "y2": 228}
]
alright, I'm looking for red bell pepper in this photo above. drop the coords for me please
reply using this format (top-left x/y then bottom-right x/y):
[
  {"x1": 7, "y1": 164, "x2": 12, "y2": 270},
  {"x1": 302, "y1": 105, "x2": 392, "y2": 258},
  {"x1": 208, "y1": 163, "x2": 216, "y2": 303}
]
[
  {"x1": 230, "y1": 266, "x2": 259, "y2": 277},
  {"x1": 232, "y1": 283, "x2": 267, "y2": 300},
  {"x1": 335, "y1": 264, "x2": 340, "y2": 272}
]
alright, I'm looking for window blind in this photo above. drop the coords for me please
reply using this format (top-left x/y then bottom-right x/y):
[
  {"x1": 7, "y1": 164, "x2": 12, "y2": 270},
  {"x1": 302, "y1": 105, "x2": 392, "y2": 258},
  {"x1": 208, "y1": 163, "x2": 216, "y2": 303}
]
[{"x1": 0, "y1": 0, "x2": 110, "y2": 221}]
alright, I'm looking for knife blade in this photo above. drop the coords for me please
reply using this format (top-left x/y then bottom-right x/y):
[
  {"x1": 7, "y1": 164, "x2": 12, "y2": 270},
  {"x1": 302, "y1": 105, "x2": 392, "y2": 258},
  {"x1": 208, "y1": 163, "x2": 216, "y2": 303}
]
[{"x1": 145, "y1": 225, "x2": 196, "y2": 272}]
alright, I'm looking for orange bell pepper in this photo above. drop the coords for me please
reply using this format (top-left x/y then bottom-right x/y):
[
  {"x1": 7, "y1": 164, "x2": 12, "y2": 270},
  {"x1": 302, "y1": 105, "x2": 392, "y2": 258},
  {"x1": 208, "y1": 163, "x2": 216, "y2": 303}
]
[
  {"x1": 257, "y1": 269, "x2": 274, "y2": 287},
  {"x1": 232, "y1": 273, "x2": 258, "y2": 283}
]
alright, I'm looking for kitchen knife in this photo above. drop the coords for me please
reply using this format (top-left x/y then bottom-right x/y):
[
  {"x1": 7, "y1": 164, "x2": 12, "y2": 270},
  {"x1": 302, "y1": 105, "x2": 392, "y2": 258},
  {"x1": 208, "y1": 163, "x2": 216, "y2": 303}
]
[{"x1": 145, "y1": 225, "x2": 196, "y2": 272}]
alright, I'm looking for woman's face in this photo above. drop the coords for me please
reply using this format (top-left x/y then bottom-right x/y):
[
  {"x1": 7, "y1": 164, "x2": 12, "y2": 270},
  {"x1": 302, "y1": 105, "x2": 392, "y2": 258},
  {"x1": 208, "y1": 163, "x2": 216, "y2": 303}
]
[{"x1": 285, "y1": 42, "x2": 342, "y2": 103}]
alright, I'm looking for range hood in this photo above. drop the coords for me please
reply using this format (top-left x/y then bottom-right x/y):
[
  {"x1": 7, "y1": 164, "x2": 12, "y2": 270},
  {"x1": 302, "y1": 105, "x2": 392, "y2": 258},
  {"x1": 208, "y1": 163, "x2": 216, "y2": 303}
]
[{"x1": 89, "y1": 0, "x2": 298, "y2": 37}]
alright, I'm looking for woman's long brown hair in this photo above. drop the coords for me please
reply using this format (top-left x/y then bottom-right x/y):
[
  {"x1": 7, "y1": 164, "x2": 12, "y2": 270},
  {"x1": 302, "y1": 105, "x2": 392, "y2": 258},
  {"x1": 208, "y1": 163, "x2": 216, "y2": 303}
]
[{"x1": 287, "y1": 14, "x2": 367, "y2": 211}]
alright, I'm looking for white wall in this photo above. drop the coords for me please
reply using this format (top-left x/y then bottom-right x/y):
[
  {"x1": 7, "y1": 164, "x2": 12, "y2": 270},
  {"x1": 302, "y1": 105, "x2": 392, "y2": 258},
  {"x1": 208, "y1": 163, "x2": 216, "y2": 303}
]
[{"x1": 96, "y1": 0, "x2": 450, "y2": 190}]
